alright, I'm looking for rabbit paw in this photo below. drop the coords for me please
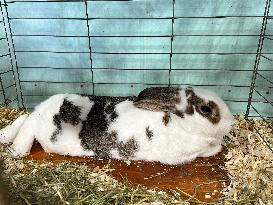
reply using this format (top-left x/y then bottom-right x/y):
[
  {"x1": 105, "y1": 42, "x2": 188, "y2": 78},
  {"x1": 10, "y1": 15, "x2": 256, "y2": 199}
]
[
  {"x1": 6, "y1": 147, "x2": 23, "y2": 158},
  {"x1": 8, "y1": 141, "x2": 32, "y2": 158},
  {"x1": 0, "y1": 128, "x2": 15, "y2": 144}
]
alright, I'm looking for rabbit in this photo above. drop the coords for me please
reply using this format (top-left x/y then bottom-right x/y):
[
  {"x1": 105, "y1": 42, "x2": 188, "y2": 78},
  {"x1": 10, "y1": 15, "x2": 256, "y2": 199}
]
[{"x1": 0, "y1": 86, "x2": 234, "y2": 165}]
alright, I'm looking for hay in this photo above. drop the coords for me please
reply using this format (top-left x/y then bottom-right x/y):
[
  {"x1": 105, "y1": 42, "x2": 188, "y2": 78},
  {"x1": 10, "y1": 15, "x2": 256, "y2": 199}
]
[
  {"x1": 0, "y1": 107, "x2": 27, "y2": 129},
  {"x1": 0, "y1": 108, "x2": 273, "y2": 204},
  {"x1": 223, "y1": 116, "x2": 273, "y2": 204},
  {"x1": 0, "y1": 145, "x2": 190, "y2": 205},
  {"x1": 1, "y1": 158, "x2": 187, "y2": 205}
]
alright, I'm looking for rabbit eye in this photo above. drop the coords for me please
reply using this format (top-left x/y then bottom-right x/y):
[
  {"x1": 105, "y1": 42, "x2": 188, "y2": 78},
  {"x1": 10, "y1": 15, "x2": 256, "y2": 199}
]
[{"x1": 200, "y1": 105, "x2": 212, "y2": 114}]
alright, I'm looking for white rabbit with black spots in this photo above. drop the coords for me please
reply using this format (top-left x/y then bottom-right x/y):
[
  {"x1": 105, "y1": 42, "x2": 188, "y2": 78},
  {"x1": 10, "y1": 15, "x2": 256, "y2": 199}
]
[{"x1": 0, "y1": 86, "x2": 234, "y2": 165}]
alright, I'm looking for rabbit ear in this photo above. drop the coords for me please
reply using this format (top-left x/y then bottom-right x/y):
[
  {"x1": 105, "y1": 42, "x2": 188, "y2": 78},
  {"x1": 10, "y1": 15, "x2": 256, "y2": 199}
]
[
  {"x1": 185, "y1": 86, "x2": 194, "y2": 96},
  {"x1": 133, "y1": 87, "x2": 180, "y2": 112},
  {"x1": 133, "y1": 100, "x2": 172, "y2": 112}
]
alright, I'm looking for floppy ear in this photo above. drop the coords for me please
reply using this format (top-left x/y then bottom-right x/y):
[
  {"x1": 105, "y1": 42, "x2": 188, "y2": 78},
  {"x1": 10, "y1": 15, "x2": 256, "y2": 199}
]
[{"x1": 133, "y1": 87, "x2": 180, "y2": 112}]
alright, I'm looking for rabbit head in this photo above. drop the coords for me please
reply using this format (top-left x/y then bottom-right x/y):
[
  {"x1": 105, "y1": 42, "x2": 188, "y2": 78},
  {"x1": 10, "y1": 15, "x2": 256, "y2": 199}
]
[
  {"x1": 173, "y1": 86, "x2": 234, "y2": 140},
  {"x1": 134, "y1": 86, "x2": 234, "y2": 140}
]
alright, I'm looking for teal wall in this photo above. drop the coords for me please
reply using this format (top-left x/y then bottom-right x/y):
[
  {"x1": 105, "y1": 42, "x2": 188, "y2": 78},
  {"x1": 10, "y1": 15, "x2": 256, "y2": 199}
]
[{"x1": 0, "y1": 0, "x2": 272, "y2": 117}]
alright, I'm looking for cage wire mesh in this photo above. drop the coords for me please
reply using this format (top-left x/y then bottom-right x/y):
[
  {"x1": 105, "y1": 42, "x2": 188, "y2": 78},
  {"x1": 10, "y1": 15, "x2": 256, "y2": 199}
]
[
  {"x1": 0, "y1": 1, "x2": 272, "y2": 146},
  {"x1": 245, "y1": 0, "x2": 273, "y2": 152},
  {"x1": 0, "y1": 0, "x2": 23, "y2": 108}
]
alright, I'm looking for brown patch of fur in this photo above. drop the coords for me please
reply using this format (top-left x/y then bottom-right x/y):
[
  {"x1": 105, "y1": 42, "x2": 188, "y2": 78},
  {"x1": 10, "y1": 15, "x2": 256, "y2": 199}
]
[
  {"x1": 186, "y1": 90, "x2": 221, "y2": 124},
  {"x1": 162, "y1": 111, "x2": 171, "y2": 125},
  {"x1": 133, "y1": 87, "x2": 181, "y2": 125},
  {"x1": 133, "y1": 86, "x2": 220, "y2": 125},
  {"x1": 133, "y1": 87, "x2": 180, "y2": 112}
]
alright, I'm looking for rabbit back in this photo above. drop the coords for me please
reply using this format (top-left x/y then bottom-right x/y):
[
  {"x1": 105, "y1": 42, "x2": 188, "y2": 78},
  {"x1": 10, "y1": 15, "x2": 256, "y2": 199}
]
[{"x1": 31, "y1": 94, "x2": 138, "y2": 157}]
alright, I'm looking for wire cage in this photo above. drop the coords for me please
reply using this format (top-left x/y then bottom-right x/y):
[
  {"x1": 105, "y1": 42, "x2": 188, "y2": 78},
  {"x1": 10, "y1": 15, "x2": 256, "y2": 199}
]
[{"x1": 0, "y1": 0, "x2": 272, "y2": 149}]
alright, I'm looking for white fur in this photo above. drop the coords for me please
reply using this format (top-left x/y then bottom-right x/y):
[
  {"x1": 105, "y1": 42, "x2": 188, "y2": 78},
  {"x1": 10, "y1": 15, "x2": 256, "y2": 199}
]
[
  {"x1": 3, "y1": 94, "x2": 94, "y2": 157},
  {"x1": 0, "y1": 114, "x2": 28, "y2": 143},
  {"x1": 175, "y1": 86, "x2": 189, "y2": 111},
  {"x1": 109, "y1": 99, "x2": 231, "y2": 164},
  {"x1": 0, "y1": 87, "x2": 234, "y2": 164}
]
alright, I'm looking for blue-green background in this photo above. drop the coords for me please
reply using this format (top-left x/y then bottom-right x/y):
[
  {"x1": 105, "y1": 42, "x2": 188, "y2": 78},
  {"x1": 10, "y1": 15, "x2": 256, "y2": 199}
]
[{"x1": 0, "y1": 0, "x2": 272, "y2": 117}]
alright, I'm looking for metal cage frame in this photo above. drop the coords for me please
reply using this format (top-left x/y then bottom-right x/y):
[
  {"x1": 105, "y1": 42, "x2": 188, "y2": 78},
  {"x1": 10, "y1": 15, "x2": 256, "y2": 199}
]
[{"x1": 0, "y1": 0, "x2": 23, "y2": 108}]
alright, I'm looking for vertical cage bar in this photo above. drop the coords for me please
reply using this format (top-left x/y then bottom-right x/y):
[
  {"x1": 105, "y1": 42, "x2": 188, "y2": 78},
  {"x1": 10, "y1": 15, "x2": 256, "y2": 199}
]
[
  {"x1": 84, "y1": 0, "x2": 94, "y2": 95},
  {"x1": 168, "y1": 0, "x2": 175, "y2": 87},
  {"x1": 0, "y1": 76, "x2": 8, "y2": 106},
  {"x1": 1, "y1": 0, "x2": 25, "y2": 108},
  {"x1": 245, "y1": 0, "x2": 271, "y2": 117}
]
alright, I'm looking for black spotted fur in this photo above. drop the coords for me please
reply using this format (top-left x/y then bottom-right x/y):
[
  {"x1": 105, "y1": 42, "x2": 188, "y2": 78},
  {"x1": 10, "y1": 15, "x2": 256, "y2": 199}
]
[
  {"x1": 79, "y1": 96, "x2": 138, "y2": 158},
  {"x1": 145, "y1": 126, "x2": 154, "y2": 140},
  {"x1": 117, "y1": 138, "x2": 139, "y2": 158},
  {"x1": 51, "y1": 99, "x2": 81, "y2": 142}
]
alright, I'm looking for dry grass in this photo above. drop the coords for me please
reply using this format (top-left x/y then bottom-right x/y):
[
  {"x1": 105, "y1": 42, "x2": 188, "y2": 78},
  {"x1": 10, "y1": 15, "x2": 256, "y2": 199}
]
[
  {"x1": 0, "y1": 108, "x2": 273, "y2": 204},
  {"x1": 0, "y1": 107, "x2": 27, "y2": 129},
  {"x1": 1, "y1": 157, "x2": 188, "y2": 205},
  {"x1": 223, "y1": 116, "x2": 273, "y2": 204}
]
